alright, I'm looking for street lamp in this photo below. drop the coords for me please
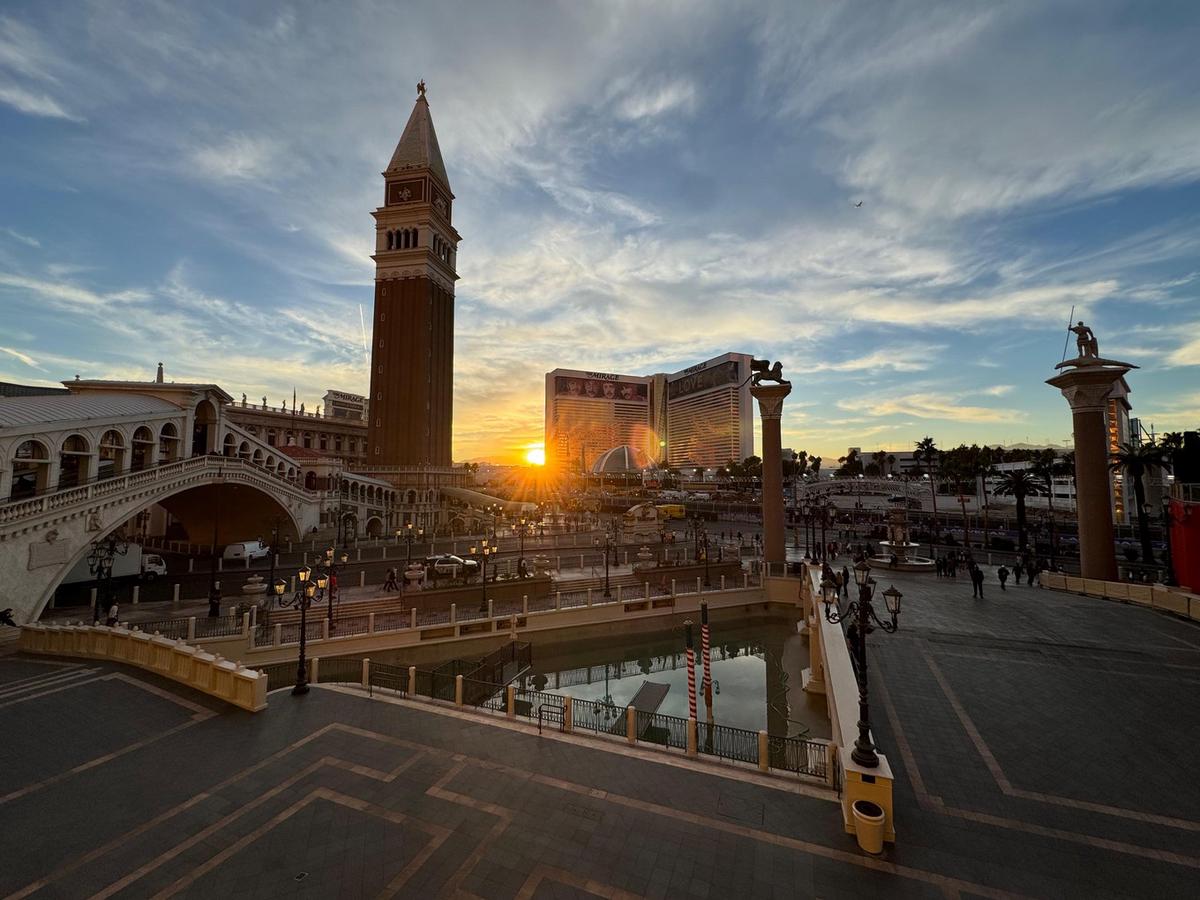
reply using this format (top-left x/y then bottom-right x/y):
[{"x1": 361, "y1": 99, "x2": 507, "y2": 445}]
[
  {"x1": 399, "y1": 523, "x2": 424, "y2": 565},
  {"x1": 822, "y1": 559, "x2": 902, "y2": 768},
  {"x1": 593, "y1": 529, "x2": 613, "y2": 599},
  {"x1": 87, "y1": 531, "x2": 130, "y2": 624},
  {"x1": 700, "y1": 523, "x2": 711, "y2": 588},
  {"x1": 320, "y1": 547, "x2": 348, "y2": 633},
  {"x1": 277, "y1": 568, "x2": 317, "y2": 695},
  {"x1": 516, "y1": 516, "x2": 530, "y2": 577}
]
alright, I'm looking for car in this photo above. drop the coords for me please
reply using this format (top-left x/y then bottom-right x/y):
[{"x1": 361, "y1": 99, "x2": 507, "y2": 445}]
[{"x1": 424, "y1": 554, "x2": 480, "y2": 577}]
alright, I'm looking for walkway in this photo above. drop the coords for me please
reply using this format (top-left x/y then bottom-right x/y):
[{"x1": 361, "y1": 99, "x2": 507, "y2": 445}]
[{"x1": 1, "y1": 568, "x2": 1197, "y2": 897}]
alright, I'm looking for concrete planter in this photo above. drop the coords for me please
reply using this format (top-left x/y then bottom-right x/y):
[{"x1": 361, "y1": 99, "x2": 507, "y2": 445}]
[{"x1": 851, "y1": 800, "x2": 886, "y2": 854}]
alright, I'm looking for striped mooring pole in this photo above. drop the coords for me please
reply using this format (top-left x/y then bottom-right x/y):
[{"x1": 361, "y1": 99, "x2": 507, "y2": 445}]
[
  {"x1": 685, "y1": 619, "x2": 697, "y2": 720},
  {"x1": 701, "y1": 601, "x2": 713, "y2": 709}
]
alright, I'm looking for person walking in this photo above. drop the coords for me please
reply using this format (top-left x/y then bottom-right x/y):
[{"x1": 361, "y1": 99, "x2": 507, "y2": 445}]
[
  {"x1": 936, "y1": 557, "x2": 944, "y2": 578},
  {"x1": 971, "y1": 565, "x2": 985, "y2": 599},
  {"x1": 841, "y1": 565, "x2": 850, "y2": 598},
  {"x1": 1013, "y1": 560, "x2": 1023, "y2": 585},
  {"x1": 997, "y1": 565, "x2": 1009, "y2": 591},
  {"x1": 382, "y1": 567, "x2": 398, "y2": 592},
  {"x1": 105, "y1": 602, "x2": 119, "y2": 627}
]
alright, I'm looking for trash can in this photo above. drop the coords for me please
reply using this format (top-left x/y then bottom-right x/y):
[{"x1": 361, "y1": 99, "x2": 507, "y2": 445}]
[{"x1": 851, "y1": 799, "x2": 885, "y2": 854}]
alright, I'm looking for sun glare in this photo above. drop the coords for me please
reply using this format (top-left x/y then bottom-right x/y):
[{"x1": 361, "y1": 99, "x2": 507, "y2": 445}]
[{"x1": 524, "y1": 444, "x2": 545, "y2": 466}]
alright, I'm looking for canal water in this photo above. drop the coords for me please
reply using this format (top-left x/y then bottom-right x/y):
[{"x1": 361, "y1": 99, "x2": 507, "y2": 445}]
[{"x1": 517, "y1": 615, "x2": 829, "y2": 739}]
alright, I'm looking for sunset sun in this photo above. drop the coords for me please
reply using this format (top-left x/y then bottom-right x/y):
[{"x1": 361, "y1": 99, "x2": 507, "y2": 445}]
[{"x1": 524, "y1": 444, "x2": 545, "y2": 466}]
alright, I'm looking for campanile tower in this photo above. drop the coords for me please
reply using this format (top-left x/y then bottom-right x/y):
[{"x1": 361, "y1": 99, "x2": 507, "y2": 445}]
[{"x1": 367, "y1": 81, "x2": 460, "y2": 466}]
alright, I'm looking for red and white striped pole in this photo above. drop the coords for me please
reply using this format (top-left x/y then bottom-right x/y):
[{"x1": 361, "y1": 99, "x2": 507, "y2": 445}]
[
  {"x1": 685, "y1": 619, "x2": 697, "y2": 720},
  {"x1": 701, "y1": 601, "x2": 713, "y2": 710}
]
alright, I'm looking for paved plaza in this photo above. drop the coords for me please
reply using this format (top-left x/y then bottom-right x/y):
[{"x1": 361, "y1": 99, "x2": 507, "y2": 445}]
[{"x1": 1, "y1": 568, "x2": 1198, "y2": 898}]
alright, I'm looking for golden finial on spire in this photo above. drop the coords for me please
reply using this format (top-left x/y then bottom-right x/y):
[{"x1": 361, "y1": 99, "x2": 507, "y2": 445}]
[{"x1": 417, "y1": 79, "x2": 426, "y2": 98}]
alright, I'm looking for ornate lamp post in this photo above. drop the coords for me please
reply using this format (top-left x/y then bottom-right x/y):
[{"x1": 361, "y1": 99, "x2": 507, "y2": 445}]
[
  {"x1": 471, "y1": 541, "x2": 495, "y2": 609},
  {"x1": 399, "y1": 523, "x2": 424, "y2": 565},
  {"x1": 822, "y1": 559, "x2": 902, "y2": 768},
  {"x1": 320, "y1": 547, "x2": 348, "y2": 633},
  {"x1": 276, "y1": 567, "x2": 318, "y2": 695},
  {"x1": 700, "y1": 523, "x2": 711, "y2": 587},
  {"x1": 87, "y1": 531, "x2": 130, "y2": 624},
  {"x1": 516, "y1": 516, "x2": 530, "y2": 577},
  {"x1": 593, "y1": 529, "x2": 613, "y2": 599}
]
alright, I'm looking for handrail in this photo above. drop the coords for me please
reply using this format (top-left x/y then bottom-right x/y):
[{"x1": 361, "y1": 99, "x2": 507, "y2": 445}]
[{"x1": 1, "y1": 454, "x2": 319, "y2": 525}]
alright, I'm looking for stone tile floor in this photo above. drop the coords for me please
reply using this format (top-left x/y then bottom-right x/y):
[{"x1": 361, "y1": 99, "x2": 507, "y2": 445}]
[{"x1": 0, "y1": 568, "x2": 1197, "y2": 898}]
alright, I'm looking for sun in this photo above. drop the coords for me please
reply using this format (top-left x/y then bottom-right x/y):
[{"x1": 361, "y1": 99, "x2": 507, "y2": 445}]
[{"x1": 524, "y1": 444, "x2": 545, "y2": 466}]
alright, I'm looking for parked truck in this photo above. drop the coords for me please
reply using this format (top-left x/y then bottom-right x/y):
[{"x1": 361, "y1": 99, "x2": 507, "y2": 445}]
[{"x1": 61, "y1": 545, "x2": 168, "y2": 585}]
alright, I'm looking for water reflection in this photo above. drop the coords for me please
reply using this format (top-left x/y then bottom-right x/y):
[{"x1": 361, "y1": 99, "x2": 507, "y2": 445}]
[{"x1": 520, "y1": 616, "x2": 829, "y2": 738}]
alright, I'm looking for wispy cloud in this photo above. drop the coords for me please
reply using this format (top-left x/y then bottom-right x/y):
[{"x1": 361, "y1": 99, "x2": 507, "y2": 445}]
[
  {"x1": 0, "y1": 345, "x2": 40, "y2": 368},
  {"x1": 4, "y1": 228, "x2": 40, "y2": 248}
]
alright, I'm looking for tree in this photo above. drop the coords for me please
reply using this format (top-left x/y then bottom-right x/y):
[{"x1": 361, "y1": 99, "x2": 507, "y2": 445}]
[
  {"x1": 1109, "y1": 441, "x2": 1173, "y2": 568},
  {"x1": 871, "y1": 450, "x2": 887, "y2": 477},
  {"x1": 992, "y1": 469, "x2": 1046, "y2": 553},
  {"x1": 1031, "y1": 450, "x2": 1062, "y2": 563},
  {"x1": 886, "y1": 454, "x2": 896, "y2": 476},
  {"x1": 914, "y1": 436, "x2": 940, "y2": 527},
  {"x1": 836, "y1": 449, "x2": 863, "y2": 477},
  {"x1": 809, "y1": 456, "x2": 823, "y2": 480},
  {"x1": 977, "y1": 445, "x2": 998, "y2": 550}
]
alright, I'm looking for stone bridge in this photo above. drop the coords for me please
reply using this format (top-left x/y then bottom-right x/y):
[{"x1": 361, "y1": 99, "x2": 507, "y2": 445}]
[{"x1": 796, "y1": 477, "x2": 924, "y2": 503}]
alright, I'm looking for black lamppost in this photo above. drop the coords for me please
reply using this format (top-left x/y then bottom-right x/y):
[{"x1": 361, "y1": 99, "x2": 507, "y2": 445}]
[
  {"x1": 516, "y1": 516, "x2": 530, "y2": 577},
  {"x1": 207, "y1": 476, "x2": 223, "y2": 618},
  {"x1": 399, "y1": 523, "x2": 423, "y2": 564},
  {"x1": 470, "y1": 540, "x2": 495, "y2": 609},
  {"x1": 1161, "y1": 497, "x2": 1176, "y2": 586},
  {"x1": 593, "y1": 528, "x2": 613, "y2": 599},
  {"x1": 275, "y1": 567, "x2": 318, "y2": 695},
  {"x1": 262, "y1": 520, "x2": 282, "y2": 628},
  {"x1": 87, "y1": 531, "x2": 130, "y2": 624},
  {"x1": 320, "y1": 547, "x2": 348, "y2": 632},
  {"x1": 700, "y1": 524, "x2": 711, "y2": 588},
  {"x1": 821, "y1": 560, "x2": 902, "y2": 768}
]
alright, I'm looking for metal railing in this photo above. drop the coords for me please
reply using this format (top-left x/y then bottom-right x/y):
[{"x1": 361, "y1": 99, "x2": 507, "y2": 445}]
[
  {"x1": 368, "y1": 662, "x2": 408, "y2": 697},
  {"x1": 636, "y1": 710, "x2": 688, "y2": 750},
  {"x1": 766, "y1": 734, "x2": 828, "y2": 780},
  {"x1": 571, "y1": 698, "x2": 625, "y2": 735},
  {"x1": 130, "y1": 618, "x2": 190, "y2": 640},
  {"x1": 259, "y1": 661, "x2": 300, "y2": 692},
  {"x1": 461, "y1": 677, "x2": 507, "y2": 711},
  {"x1": 316, "y1": 656, "x2": 362, "y2": 684},
  {"x1": 696, "y1": 721, "x2": 759, "y2": 765},
  {"x1": 192, "y1": 614, "x2": 244, "y2": 639},
  {"x1": 514, "y1": 688, "x2": 563, "y2": 722}
]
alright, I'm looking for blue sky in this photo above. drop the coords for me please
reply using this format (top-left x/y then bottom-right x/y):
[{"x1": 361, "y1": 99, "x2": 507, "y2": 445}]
[{"x1": 1, "y1": 0, "x2": 1198, "y2": 463}]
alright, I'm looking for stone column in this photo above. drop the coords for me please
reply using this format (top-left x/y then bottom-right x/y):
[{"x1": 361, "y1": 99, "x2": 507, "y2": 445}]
[
  {"x1": 1046, "y1": 366, "x2": 1129, "y2": 581},
  {"x1": 751, "y1": 383, "x2": 793, "y2": 567}
]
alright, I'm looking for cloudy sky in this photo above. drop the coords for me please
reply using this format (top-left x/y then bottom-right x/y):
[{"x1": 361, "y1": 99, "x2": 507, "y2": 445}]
[{"x1": 1, "y1": 0, "x2": 1198, "y2": 464}]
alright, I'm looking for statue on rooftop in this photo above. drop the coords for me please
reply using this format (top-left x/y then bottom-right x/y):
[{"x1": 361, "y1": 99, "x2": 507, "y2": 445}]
[
  {"x1": 749, "y1": 358, "x2": 789, "y2": 387},
  {"x1": 1070, "y1": 321, "x2": 1099, "y2": 358}
]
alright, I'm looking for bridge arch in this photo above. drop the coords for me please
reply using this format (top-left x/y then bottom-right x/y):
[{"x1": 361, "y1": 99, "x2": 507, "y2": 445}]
[
  {"x1": 3, "y1": 465, "x2": 314, "y2": 625},
  {"x1": 131, "y1": 426, "x2": 154, "y2": 471},
  {"x1": 57, "y1": 433, "x2": 92, "y2": 489},
  {"x1": 9, "y1": 439, "x2": 52, "y2": 499}
]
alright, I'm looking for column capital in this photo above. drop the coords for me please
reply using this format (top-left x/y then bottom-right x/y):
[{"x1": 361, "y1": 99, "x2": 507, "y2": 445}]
[
  {"x1": 750, "y1": 382, "x2": 792, "y2": 420},
  {"x1": 1046, "y1": 365, "x2": 1130, "y2": 413}
]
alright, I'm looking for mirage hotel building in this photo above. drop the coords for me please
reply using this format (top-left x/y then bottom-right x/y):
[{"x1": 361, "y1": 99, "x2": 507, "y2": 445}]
[{"x1": 545, "y1": 352, "x2": 754, "y2": 471}]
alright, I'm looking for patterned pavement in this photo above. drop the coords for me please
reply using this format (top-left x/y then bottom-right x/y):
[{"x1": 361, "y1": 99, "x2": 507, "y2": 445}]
[{"x1": 0, "y1": 568, "x2": 1197, "y2": 898}]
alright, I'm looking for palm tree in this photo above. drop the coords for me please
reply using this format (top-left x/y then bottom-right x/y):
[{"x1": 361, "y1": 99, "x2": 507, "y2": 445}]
[
  {"x1": 977, "y1": 446, "x2": 997, "y2": 550},
  {"x1": 1109, "y1": 441, "x2": 1173, "y2": 567},
  {"x1": 1031, "y1": 450, "x2": 1062, "y2": 564},
  {"x1": 810, "y1": 456, "x2": 822, "y2": 480},
  {"x1": 871, "y1": 451, "x2": 887, "y2": 477},
  {"x1": 992, "y1": 469, "x2": 1046, "y2": 553},
  {"x1": 915, "y1": 436, "x2": 940, "y2": 532},
  {"x1": 886, "y1": 454, "x2": 896, "y2": 477}
]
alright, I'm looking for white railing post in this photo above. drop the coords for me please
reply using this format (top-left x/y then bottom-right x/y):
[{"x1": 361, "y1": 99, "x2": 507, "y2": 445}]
[
  {"x1": 522, "y1": 595, "x2": 528, "y2": 615},
  {"x1": 187, "y1": 617, "x2": 196, "y2": 641},
  {"x1": 720, "y1": 575, "x2": 726, "y2": 591},
  {"x1": 487, "y1": 599, "x2": 494, "y2": 619},
  {"x1": 361, "y1": 658, "x2": 370, "y2": 689},
  {"x1": 274, "y1": 623, "x2": 282, "y2": 646},
  {"x1": 410, "y1": 608, "x2": 417, "y2": 629},
  {"x1": 645, "y1": 582, "x2": 650, "y2": 600},
  {"x1": 322, "y1": 619, "x2": 329, "y2": 640},
  {"x1": 743, "y1": 573, "x2": 749, "y2": 588},
  {"x1": 172, "y1": 583, "x2": 181, "y2": 605},
  {"x1": 586, "y1": 589, "x2": 593, "y2": 607},
  {"x1": 368, "y1": 612, "x2": 375, "y2": 633},
  {"x1": 450, "y1": 603, "x2": 457, "y2": 624},
  {"x1": 359, "y1": 571, "x2": 365, "y2": 587},
  {"x1": 131, "y1": 585, "x2": 140, "y2": 604},
  {"x1": 555, "y1": 592, "x2": 561, "y2": 610}
]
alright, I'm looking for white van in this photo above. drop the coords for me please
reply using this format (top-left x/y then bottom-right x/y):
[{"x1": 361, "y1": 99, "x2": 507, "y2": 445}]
[{"x1": 222, "y1": 540, "x2": 271, "y2": 562}]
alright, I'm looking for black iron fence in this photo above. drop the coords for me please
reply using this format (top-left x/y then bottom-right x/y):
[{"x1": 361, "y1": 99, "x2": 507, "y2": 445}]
[
  {"x1": 766, "y1": 734, "x2": 828, "y2": 780},
  {"x1": 258, "y1": 661, "x2": 300, "y2": 692},
  {"x1": 130, "y1": 618, "x2": 190, "y2": 640},
  {"x1": 368, "y1": 662, "x2": 409, "y2": 697},
  {"x1": 636, "y1": 710, "x2": 689, "y2": 750},
  {"x1": 571, "y1": 698, "x2": 625, "y2": 735},
  {"x1": 696, "y1": 721, "x2": 759, "y2": 765},
  {"x1": 192, "y1": 614, "x2": 244, "y2": 639},
  {"x1": 316, "y1": 656, "x2": 362, "y2": 685},
  {"x1": 461, "y1": 677, "x2": 507, "y2": 711}
]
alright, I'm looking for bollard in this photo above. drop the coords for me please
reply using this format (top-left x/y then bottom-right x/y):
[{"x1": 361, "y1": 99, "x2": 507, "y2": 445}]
[
  {"x1": 626, "y1": 706, "x2": 637, "y2": 744},
  {"x1": 172, "y1": 583, "x2": 181, "y2": 605},
  {"x1": 720, "y1": 575, "x2": 726, "y2": 591},
  {"x1": 361, "y1": 658, "x2": 371, "y2": 689},
  {"x1": 242, "y1": 612, "x2": 250, "y2": 635},
  {"x1": 687, "y1": 718, "x2": 698, "y2": 757},
  {"x1": 556, "y1": 556, "x2": 562, "y2": 571},
  {"x1": 522, "y1": 594, "x2": 528, "y2": 615},
  {"x1": 410, "y1": 607, "x2": 417, "y2": 629},
  {"x1": 616, "y1": 585, "x2": 622, "y2": 603},
  {"x1": 586, "y1": 589, "x2": 592, "y2": 607},
  {"x1": 310, "y1": 657, "x2": 320, "y2": 683},
  {"x1": 563, "y1": 693, "x2": 573, "y2": 732},
  {"x1": 408, "y1": 665, "x2": 417, "y2": 696},
  {"x1": 289, "y1": 576, "x2": 296, "y2": 593},
  {"x1": 368, "y1": 612, "x2": 375, "y2": 633},
  {"x1": 487, "y1": 599, "x2": 494, "y2": 619},
  {"x1": 454, "y1": 674, "x2": 463, "y2": 706},
  {"x1": 274, "y1": 554, "x2": 280, "y2": 569},
  {"x1": 132, "y1": 585, "x2": 140, "y2": 604},
  {"x1": 579, "y1": 553, "x2": 584, "y2": 569},
  {"x1": 671, "y1": 579, "x2": 676, "y2": 596},
  {"x1": 359, "y1": 571, "x2": 365, "y2": 588},
  {"x1": 624, "y1": 550, "x2": 629, "y2": 565},
  {"x1": 273, "y1": 623, "x2": 282, "y2": 646},
  {"x1": 188, "y1": 558, "x2": 194, "y2": 573},
  {"x1": 743, "y1": 573, "x2": 749, "y2": 588},
  {"x1": 287, "y1": 540, "x2": 292, "y2": 553},
  {"x1": 506, "y1": 684, "x2": 516, "y2": 717},
  {"x1": 644, "y1": 582, "x2": 650, "y2": 600},
  {"x1": 450, "y1": 603, "x2": 457, "y2": 624},
  {"x1": 758, "y1": 731, "x2": 770, "y2": 772},
  {"x1": 696, "y1": 577, "x2": 702, "y2": 595},
  {"x1": 302, "y1": 551, "x2": 308, "y2": 565},
  {"x1": 245, "y1": 556, "x2": 251, "y2": 569},
  {"x1": 322, "y1": 620, "x2": 329, "y2": 640},
  {"x1": 187, "y1": 617, "x2": 197, "y2": 641}
]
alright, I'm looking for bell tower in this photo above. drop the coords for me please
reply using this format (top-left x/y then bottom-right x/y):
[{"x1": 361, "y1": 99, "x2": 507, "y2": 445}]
[{"x1": 367, "y1": 81, "x2": 461, "y2": 466}]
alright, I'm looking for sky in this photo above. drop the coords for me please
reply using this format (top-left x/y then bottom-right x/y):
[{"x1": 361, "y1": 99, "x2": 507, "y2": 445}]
[{"x1": 1, "y1": 0, "x2": 1199, "y2": 465}]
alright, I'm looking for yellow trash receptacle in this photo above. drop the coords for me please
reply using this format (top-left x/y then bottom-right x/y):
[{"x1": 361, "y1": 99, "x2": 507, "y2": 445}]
[{"x1": 852, "y1": 799, "x2": 886, "y2": 854}]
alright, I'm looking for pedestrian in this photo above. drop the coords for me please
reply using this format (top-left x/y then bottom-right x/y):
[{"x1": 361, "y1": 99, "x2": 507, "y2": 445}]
[
  {"x1": 1027, "y1": 562, "x2": 1038, "y2": 586},
  {"x1": 936, "y1": 557, "x2": 944, "y2": 578},
  {"x1": 1013, "y1": 560, "x2": 1024, "y2": 584},
  {"x1": 105, "y1": 602, "x2": 119, "y2": 627},
  {"x1": 834, "y1": 569, "x2": 844, "y2": 597},
  {"x1": 0, "y1": 608, "x2": 16, "y2": 627},
  {"x1": 971, "y1": 565, "x2": 984, "y2": 599},
  {"x1": 382, "y1": 567, "x2": 398, "y2": 592},
  {"x1": 841, "y1": 565, "x2": 850, "y2": 598},
  {"x1": 997, "y1": 565, "x2": 1009, "y2": 590}
]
